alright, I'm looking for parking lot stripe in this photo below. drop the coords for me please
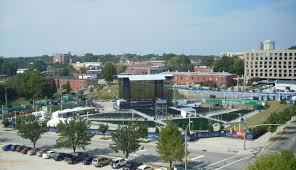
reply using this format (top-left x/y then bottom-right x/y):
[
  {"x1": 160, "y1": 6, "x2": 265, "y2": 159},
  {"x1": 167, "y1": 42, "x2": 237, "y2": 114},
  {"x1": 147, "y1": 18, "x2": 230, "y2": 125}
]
[
  {"x1": 191, "y1": 155, "x2": 205, "y2": 161},
  {"x1": 208, "y1": 155, "x2": 241, "y2": 167},
  {"x1": 214, "y1": 156, "x2": 252, "y2": 170}
]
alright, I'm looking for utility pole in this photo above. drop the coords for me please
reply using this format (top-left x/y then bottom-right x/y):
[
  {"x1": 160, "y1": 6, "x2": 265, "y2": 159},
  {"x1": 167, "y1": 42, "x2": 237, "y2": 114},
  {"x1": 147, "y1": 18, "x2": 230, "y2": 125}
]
[
  {"x1": 5, "y1": 87, "x2": 8, "y2": 107},
  {"x1": 185, "y1": 120, "x2": 193, "y2": 170},
  {"x1": 1, "y1": 105, "x2": 4, "y2": 119}
]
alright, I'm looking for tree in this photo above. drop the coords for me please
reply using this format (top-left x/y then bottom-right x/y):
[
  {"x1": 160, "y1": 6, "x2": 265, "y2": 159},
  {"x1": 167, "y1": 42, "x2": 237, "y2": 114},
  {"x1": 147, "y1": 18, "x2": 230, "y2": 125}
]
[
  {"x1": 136, "y1": 122, "x2": 148, "y2": 138},
  {"x1": 79, "y1": 67, "x2": 87, "y2": 74},
  {"x1": 33, "y1": 60, "x2": 47, "y2": 72},
  {"x1": 2, "y1": 118, "x2": 10, "y2": 128},
  {"x1": 56, "y1": 116, "x2": 94, "y2": 153},
  {"x1": 98, "y1": 124, "x2": 109, "y2": 138},
  {"x1": 247, "y1": 150, "x2": 296, "y2": 170},
  {"x1": 110, "y1": 123, "x2": 141, "y2": 158},
  {"x1": 156, "y1": 121, "x2": 185, "y2": 170},
  {"x1": 201, "y1": 57, "x2": 215, "y2": 67},
  {"x1": 61, "y1": 82, "x2": 71, "y2": 94},
  {"x1": 165, "y1": 54, "x2": 193, "y2": 72},
  {"x1": 116, "y1": 64, "x2": 127, "y2": 74},
  {"x1": 213, "y1": 56, "x2": 244, "y2": 75},
  {"x1": 16, "y1": 115, "x2": 48, "y2": 148},
  {"x1": 155, "y1": 127, "x2": 160, "y2": 134},
  {"x1": 5, "y1": 71, "x2": 56, "y2": 100},
  {"x1": 208, "y1": 123, "x2": 214, "y2": 132},
  {"x1": 102, "y1": 61, "x2": 117, "y2": 83}
]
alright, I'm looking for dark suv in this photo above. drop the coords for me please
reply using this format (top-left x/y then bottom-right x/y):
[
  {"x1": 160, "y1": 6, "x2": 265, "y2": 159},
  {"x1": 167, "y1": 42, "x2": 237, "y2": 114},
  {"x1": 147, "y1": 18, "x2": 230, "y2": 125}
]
[
  {"x1": 53, "y1": 153, "x2": 72, "y2": 161},
  {"x1": 122, "y1": 161, "x2": 143, "y2": 170},
  {"x1": 65, "y1": 152, "x2": 88, "y2": 164}
]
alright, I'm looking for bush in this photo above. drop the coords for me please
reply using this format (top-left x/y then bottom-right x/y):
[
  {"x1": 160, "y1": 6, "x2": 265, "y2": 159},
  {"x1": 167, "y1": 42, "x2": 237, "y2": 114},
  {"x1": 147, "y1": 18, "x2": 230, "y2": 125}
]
[{"x1": 2, "y1": 118, "x2": 10, "y2": 128}]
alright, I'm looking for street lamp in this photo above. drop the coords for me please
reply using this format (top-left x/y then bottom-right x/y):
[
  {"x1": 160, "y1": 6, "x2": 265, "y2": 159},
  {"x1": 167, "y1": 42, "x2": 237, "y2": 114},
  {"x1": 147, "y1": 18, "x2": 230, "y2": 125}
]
[{"x1": 185, "y1": 120, "x2": 193, "y2": 170}]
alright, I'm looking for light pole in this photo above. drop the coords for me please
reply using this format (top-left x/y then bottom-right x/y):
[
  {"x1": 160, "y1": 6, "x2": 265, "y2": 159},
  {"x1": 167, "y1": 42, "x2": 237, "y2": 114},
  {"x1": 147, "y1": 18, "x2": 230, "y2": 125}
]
[
  {"x1": 185, "y1": 120, "x2": 193, "y2": 170},
  {"x1": 5, "y1": 87, "x2": 8, "y2": 108}
]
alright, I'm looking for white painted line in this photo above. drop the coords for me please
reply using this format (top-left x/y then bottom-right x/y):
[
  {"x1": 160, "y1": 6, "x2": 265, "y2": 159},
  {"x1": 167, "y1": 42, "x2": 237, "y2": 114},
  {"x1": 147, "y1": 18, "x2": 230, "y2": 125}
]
[
  {"x1": 214, "y1": 156, "x2": 252, "y2": 170},
  {"x1": 130, "y1": 153, "x2": 139, "y2": 157},
  {"x1": 208, "y1": 155, "x2": 241, "y2": 167},
  {"x1": 191, "y1": 155, "x2": 205, "y2": 161},
  {"x1": 194, "y1": 161, "x2": 209, "y2": 168},
  {"x1": 136, "y1": 149, "x2": 147, "y2": 152}
]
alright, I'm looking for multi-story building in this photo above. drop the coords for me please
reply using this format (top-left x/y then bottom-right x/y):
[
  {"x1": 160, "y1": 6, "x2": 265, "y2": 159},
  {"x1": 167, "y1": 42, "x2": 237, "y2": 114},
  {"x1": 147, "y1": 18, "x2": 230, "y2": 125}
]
[
  {"x1": 53, "y1": 52, "x2": 71, "y2": 64},
  {"x1": 244, "y1": 49, "x2": 296, "y2": 82},
  {"x1": 166, "y1": 71, "x2": 235, "y2": 86},
  {"x1": 260, "y1": 40, "x2": 275, "y2": 50}
]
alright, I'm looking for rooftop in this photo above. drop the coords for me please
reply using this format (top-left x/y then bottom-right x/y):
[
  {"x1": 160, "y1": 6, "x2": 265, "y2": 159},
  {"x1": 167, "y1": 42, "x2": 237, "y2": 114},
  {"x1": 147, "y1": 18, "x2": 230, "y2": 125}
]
[
  {"x1": 117, "y1": 74, "x2": 173, "y2": 81},
  {"x1": 276, "y1": 80, "x2": 296, "y2": 85},
  {"x1": 162, "y1": 71, "x2": 234, "y2": 76}
]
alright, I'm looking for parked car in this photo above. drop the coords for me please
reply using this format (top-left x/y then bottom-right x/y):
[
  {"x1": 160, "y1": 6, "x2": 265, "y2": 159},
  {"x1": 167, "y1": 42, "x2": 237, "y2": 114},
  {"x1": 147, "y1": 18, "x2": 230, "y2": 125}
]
[
  {"x1": 82, "y1": 156, "x2": 95, "y2": 165},
  {"x1": 111, "y1": 158, "x2": 128, "y2": 169},
  {"x1": 122, "y1": 161, "x2": 143, "y2": 170},
  {"x1": 28, "y1": 148, "x2": 40, "y2": 155},
  {"x1": 42, "y1": 150, "x2": 56, "y2": 159},
  {"x1": 2, "y1": 144, "x2": 13, "y2": 151},
  {"x1": 65, "y1": 152, "x2": 88, "y2": 164},
  {"x1": 20, "y1": 147, "x2": 32, "y2": 154},
  {"x1": 16, "y1": 145, "x2": 26, "y2": 152},
  {"x1": 10, "y1": 145, "x2": 20, "y2": 151},
  {"x1": 92, "y1": 156, "x2": 112, "y2": 167},
  {"x1": 37, "y1": 149, "x2": 49, "y2": 157},
  {"x1": 136, "y1": 165, "x2": 153, "y2": 170},
  {"x1": 53, "y1": 153, "x2": 71, "y2": 161}
]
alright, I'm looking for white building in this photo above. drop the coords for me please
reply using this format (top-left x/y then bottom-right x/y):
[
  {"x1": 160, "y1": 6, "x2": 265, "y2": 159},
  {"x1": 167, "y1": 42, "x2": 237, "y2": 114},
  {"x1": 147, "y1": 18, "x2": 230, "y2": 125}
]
[
  {"x1": 16, "y1": 68, "x2": 29, "y2": 74},
  {"x1": 275, "y1": 80, "x2": 296, "y2": 92},
  {"x1": 260, "y1": 40, "x2": 275, "y2": 50}
]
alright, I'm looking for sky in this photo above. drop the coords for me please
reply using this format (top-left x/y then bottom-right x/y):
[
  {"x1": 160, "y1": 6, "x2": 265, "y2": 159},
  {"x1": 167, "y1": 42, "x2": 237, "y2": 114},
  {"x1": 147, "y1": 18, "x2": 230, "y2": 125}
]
[{"x1": 0, "y1": 0, "x2": 296, "y2": 57}]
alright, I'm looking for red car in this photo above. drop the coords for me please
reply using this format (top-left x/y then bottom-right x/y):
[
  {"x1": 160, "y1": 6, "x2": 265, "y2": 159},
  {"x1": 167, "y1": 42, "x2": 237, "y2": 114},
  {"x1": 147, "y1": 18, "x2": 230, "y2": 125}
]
[{"x1": 21, "y1": 147, "x2": 32, "y2": 154}]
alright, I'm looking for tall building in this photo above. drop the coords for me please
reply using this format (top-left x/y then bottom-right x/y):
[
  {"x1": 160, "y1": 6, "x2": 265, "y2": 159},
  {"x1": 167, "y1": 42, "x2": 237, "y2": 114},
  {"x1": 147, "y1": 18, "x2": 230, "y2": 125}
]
[
  {"x1": 244, "y1": 49, "x2": 296, "y2": 82},
  {"x1": 53, "y1": 52, "x2": 71, "y2": 64},
  {"x1": 260, "y1": 40, "x2": 275, "y2": 50}
]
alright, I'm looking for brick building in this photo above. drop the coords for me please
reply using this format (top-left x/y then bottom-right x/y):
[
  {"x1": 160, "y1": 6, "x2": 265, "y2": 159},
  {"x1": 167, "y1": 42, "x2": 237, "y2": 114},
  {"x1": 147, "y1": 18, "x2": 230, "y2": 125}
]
[
  {"x1": 167, "y1": 72, "x2": 235, "y2": 86},
  {"x1": 53, "y1": 52, "x2": 71, "y2": 64},
  {"x1": 55, "y1": 77, "x2": 86, "y2": 90}
]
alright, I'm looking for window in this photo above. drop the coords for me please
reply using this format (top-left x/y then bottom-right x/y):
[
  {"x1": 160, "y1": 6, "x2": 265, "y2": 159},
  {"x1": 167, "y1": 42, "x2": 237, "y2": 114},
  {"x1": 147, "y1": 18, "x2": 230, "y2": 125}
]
[
  {"x1": 279, "y1": 53, "x2": 282, "y2": 56},
  {"x1": 284, "y1": 53, "x2": 287, "y2": 56},
  {"x1": 289, "y1": 53, "x2": 292, "y2": 56}
]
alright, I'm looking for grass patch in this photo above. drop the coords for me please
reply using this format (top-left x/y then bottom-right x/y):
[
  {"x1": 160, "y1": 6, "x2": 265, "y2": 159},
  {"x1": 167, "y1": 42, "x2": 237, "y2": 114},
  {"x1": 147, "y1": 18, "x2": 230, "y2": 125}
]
[
  {"x1": 92, "y1": 84, "x2": 119, "y2": 100},
  {"x1": 229, "y1": 101, "x2": 289, "y2": 131}
]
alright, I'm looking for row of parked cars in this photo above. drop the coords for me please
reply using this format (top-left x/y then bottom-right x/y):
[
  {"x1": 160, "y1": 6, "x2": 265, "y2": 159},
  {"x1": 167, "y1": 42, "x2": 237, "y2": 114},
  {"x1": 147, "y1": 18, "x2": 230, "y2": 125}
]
[{"x1": 2, "y1": 144, "x2": 155, "y2": 170}]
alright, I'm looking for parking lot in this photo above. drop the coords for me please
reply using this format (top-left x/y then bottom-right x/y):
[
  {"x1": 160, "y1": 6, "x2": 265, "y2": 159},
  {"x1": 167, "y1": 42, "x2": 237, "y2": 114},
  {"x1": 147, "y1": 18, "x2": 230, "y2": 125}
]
[{"x1": 0, "y1": 148, "x2": 115, "y2": 170}]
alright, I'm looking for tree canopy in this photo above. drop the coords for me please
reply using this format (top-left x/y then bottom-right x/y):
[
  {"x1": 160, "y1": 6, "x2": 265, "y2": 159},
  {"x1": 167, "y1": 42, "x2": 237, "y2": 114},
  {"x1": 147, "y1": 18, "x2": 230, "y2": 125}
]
[
  {"x1": 4, "y1": 71, "x2": 56, "y2": 100},
  {"x1": 213, "y1": 56, "x2": 244, "y2": 75},
  {"x1": 98, "y1": 124, "x2": 109, "y2": 138},
  {"x1": 110, "y1": 123, "x2": 141, "y2": 158},
  {"x1": 165, "y1": 54, "x2": 193, "y2": 72},
  {"x1": 156, "y1": 121, "x2": 185, "y2": 169},
  {"x1": 56, "y1": 116, "x2": 94, "y2": 153},
  {"x1": 247, "y1": 150, "x2": 296, "y2": 170},
  {"x1": 16, "y1": 115, "x2": 48, "y2": 148},
  {"x1": 102, "y1": 61, "x2": 117, "y2": 83}
]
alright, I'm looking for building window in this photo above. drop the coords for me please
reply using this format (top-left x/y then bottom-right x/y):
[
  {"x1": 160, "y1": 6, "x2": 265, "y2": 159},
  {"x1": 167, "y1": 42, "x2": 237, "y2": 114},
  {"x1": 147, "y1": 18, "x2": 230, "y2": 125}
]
[
  {"x1": 279, "y1": 53, "x2": 282, "y2": 56},
  {"x1": 284, "y1": 53, "x2": 287, "y2": 56}
]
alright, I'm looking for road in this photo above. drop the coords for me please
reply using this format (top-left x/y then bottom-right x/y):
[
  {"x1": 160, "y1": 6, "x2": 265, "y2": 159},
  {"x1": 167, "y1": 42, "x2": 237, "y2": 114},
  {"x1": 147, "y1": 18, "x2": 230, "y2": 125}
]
[
  {"x1": 265, "y1": 124, "x2": 296, "y2": 154},
  {"x1": 0, "y1": 130, "x2": 254, "y2": 170}
]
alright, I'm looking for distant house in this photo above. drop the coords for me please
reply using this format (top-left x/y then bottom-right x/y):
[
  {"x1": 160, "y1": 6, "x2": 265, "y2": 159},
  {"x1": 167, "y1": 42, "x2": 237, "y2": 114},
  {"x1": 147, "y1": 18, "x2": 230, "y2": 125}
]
[
  {"x1": 16, "y1": 68, "x2": 29, "y2": 74},
  {"x1": 53, "y1": 52, "x2": 71, "y2": 64}
]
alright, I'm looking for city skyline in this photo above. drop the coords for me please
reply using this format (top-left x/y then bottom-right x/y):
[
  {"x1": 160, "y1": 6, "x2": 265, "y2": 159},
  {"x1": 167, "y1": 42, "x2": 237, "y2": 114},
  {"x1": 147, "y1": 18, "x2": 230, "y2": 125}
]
[{"x1": 1, "y1": 0, "x2": 296, "y2": 57}]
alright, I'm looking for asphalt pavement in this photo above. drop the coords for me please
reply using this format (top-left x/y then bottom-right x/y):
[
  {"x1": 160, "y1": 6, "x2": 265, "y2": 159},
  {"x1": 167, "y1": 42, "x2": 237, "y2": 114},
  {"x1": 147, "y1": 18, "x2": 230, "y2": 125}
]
[
  {"x1": 265, "y1": 124, "x2": 296, "y2": 155},
  {"x1": 1, "y1": 130, "x2": 255, "y2": 170}
]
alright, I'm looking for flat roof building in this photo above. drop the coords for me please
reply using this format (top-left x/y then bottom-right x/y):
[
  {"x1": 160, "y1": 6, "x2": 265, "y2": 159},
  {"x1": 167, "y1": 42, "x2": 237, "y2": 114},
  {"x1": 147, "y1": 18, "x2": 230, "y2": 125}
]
[
  {"x1": 165, "y1": 71, "x2": 236, "y2": 86},
  {"x1": 244, "y1": 49, "x2": 296, "y2": 82}
]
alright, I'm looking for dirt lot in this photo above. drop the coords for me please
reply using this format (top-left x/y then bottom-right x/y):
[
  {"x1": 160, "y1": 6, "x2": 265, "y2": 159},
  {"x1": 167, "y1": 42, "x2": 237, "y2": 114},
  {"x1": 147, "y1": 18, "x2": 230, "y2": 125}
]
[{"x1": 0, "y1": 149, "x2": 113, "y2": 170}]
